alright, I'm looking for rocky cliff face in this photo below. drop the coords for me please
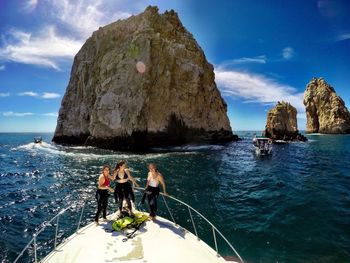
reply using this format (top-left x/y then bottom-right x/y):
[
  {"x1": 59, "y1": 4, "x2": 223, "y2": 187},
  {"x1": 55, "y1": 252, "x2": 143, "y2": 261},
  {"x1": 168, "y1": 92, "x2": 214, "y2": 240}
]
[
  {"x1": 303, "y1": 78, "x2": 350, "y2": 134},
  {"x1": 53, "y1": 6, "x2": 235, "y2": 150},
  {"x1": 265, "y1": 101, "x2": 306, "y2": 141}
]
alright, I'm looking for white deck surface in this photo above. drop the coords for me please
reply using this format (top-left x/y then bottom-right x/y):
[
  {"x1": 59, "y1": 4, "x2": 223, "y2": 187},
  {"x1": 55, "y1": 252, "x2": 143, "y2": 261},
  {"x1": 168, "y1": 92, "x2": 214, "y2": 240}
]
[{"x1": 42, "y1": 212, "x2": 237, "y2": 263}]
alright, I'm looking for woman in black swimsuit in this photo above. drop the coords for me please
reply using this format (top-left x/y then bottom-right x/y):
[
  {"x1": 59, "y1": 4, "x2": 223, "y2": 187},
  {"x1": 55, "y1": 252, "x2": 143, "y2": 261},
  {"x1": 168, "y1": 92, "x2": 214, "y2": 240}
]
[
  {"x1": 143, "y1": 163, "x2": 167, "y2": 220},
  {"x1": 94, "y1": 165, "x2": 114, "y2": 224},
  {"x1": 112, "y1": 161, "x2": 139, "y2": 215}
]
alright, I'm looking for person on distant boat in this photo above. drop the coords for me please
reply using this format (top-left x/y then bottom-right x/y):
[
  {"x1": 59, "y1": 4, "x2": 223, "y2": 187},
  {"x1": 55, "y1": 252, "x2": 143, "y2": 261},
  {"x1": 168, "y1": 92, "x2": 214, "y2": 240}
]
[
  {"x1": 94, "y1": 165, "x2": 114, "y2": 224},
  {"x1": 252, "y1": 134, "x2": 258, "y2": 147},
  {"x1": 112, "y1": 161, "x2": 140, "y2": 215},
  {"x1": 142, "y1": 163, "x2": 167, "y2": 220}
]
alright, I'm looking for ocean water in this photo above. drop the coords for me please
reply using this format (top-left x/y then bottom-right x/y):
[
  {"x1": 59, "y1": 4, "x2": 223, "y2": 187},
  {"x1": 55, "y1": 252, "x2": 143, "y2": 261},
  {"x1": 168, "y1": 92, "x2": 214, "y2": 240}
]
[{"x1": 0, "y1": 132, "x2": 349, "y2": 262}]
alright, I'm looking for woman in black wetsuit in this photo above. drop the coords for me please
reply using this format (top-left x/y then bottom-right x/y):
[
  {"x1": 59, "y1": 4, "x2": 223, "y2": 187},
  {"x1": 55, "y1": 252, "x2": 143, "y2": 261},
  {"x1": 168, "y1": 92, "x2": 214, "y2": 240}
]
[
  {"x1": 94, "y1": 165, "x2": 114, "y2": 224},
  {"x1": 143, "y1": 163, "x2": 167, "y2": 220},
  {"x1": 112, "y1": 161, "x2": 139, "y2": 215}
]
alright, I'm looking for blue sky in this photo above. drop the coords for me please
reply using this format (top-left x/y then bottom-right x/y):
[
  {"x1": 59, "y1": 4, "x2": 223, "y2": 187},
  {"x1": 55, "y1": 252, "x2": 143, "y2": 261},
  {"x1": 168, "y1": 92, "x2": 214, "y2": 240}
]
[{"x1": 0, "y1": 0, "x2": 350, "y2": 132}]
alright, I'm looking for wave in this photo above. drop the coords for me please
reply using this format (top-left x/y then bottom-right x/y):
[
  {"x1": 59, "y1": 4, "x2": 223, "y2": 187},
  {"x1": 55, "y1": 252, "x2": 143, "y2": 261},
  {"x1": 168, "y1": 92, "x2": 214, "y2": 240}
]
[
  {"x1": 10, "y1": 142, "x2": 199, "y2": 161},
  {"x1": 306, "y1": 139, "x2": 316, "y2": 142},
  {"x1": 61, "y1": 145, "x2": 97, "y2": 150},
  {"x1": 152, "y1": 144, "x2": 225, "y2": 151},
  {"x1": 0, "y1": 170, "x2": 40, "y2": 178},
  {"x1": 12, "y1": 141, "x2": 56, "y2": 151}
]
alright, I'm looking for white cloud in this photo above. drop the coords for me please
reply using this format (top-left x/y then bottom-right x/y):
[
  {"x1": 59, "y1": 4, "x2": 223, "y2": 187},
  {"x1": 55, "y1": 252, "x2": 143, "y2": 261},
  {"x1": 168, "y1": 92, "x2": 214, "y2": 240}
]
[
  {"x1": 0, "y1": 27, "x2": 82, "y2": 70},
  {"x1": 42, "y1": 112, "x2": 58, "y2": 117},
  {"x1": 3, "y1": 111, "x2": 34, "y2": 117},
  {"x1": 17, "y1": 91, "x2": 60, "y2": 99},
  {"x1": 52, "y1": 0, "x2": 105, "y2": 36},
  {"x1": 50, "y1": 0, "x2": 132, "y2": 37},
  {"x1": 19, "y1": 91, "x2": 39, "y2": 97},
  {"x1": 2, "y1": 111, "x2": 59, "y2": 117},
  {"x1": 0, "y1": 92, "x2": 10, "y2": 97},
  {"x1": 22, "y1": 0, "x2": 38, "y2": 13},
  {"x1": 214, "y1": 68, "x2": 305, "y2": 113},
  {"x1": 0, "y1": 0, "x2": 138, "y2": 69},
  {"x1": 282, "y1": 47, "x2": 294, "y2": 60},
  {"x1": 41, "y1": 92, "x2": 60, "y2": 99},
  {"x1": 0, "y1": 65, "x2": 5, "y2": 71},
  {"x1": 221, "y1": 55, "x2": 266, "y2": 66},
  {"x1": 335, "y1": 33, "x2": 350, "y2": 42}
]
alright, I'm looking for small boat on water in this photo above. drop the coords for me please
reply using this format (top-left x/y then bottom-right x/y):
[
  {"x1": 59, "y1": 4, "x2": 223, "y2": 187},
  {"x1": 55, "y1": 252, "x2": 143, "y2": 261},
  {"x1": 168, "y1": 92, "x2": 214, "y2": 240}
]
[
  {"x1": 14, "y1": 189, "x2": 244, "y2": 263},
  {"x1": 253, "y1": 136, "x2": 272, "y2": 156},
  {"x1": 34, "y1": 137, "x2": 42, "y2": 144}
]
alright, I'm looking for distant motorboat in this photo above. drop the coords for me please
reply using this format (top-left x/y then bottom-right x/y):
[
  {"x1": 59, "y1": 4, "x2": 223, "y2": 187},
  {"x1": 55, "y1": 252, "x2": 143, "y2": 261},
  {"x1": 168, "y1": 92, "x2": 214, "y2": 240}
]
[
  {"x1": 253, "y1": 136, "x2": 272, "y2": 156},
  {"x1": 34, "y1": 137, "x2": 42, "y2": 144}
]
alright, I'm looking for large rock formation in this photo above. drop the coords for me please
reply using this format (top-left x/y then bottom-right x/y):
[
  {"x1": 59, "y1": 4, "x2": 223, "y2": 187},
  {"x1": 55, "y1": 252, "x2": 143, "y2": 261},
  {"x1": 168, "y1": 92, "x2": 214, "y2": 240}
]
[
  {"x1": 264, "y1": 101, "x2": 306, "y2": 141},
  {"x1": 303, "y1": 78, "x2": 350, "y2": 134},
  {"x1": 53, "y1": 6, "x2": 236, "y2": 150}
]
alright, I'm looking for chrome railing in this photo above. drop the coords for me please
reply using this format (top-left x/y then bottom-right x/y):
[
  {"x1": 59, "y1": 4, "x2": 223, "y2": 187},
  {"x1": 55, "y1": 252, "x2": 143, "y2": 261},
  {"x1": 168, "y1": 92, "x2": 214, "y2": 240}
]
[
  {"x1": 14, "y1": 190, "x2": 244, "y2": 263},
  {"x1": 134, "y1": 187, "x2": 244, "y2": 263},
  {"x1": 13, "y1": 202, "x2": 86, "y2": 263}
]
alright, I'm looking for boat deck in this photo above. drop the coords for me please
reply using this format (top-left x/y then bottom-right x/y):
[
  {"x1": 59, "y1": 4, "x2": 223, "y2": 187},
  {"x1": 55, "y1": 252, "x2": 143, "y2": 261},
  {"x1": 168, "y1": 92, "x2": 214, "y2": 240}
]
[{"x1": 42, "y1": 212, "x2": 237, "y2": 263}]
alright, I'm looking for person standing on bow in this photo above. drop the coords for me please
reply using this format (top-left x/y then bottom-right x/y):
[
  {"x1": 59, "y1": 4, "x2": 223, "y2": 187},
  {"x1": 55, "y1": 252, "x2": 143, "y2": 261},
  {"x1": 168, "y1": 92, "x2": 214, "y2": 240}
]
[
  {"x1": 143, "y1": 163, "x2": 167, "y2": 220},
  {"x1": 95, "y1": 165, "x2": 114, "y2": 224},
  {"x1": 112, "y1": 160, "x2": 139, "y2": 215}
]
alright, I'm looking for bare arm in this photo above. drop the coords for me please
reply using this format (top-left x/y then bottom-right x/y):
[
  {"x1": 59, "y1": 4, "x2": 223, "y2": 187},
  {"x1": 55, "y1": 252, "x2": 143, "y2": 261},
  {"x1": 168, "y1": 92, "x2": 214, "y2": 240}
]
[
  {"x1": 98, "y1": 175, "x2": 114, "y2": 192},
  {"x1": 158, "y1": 173, "x2": 167, "y2": 195},
  {"x1": 126, "y1": 169, "x2": 140, "y2": 187},
  {"x1": 144, "y1": 172, "x2": 151, "y2": 190}
]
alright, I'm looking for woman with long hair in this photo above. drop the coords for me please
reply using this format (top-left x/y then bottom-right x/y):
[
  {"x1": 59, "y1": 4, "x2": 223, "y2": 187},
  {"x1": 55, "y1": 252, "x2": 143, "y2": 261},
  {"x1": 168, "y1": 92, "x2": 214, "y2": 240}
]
[
  {"x1": 94, "y1": 165, "x2": 114, "y2": 224},
  {"x1": 112, "y1": 161, "x2": 139, "y2": 215},
  {"x1": 143, "y1": 163, "x2": 167, "y2": 220}
]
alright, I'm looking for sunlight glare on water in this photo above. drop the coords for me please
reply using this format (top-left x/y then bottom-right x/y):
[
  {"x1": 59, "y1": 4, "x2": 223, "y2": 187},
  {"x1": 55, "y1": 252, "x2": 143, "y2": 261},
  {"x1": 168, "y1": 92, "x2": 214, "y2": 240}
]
[{"x1": 0, "y1": 132, "x2": 349, "y2": 262}]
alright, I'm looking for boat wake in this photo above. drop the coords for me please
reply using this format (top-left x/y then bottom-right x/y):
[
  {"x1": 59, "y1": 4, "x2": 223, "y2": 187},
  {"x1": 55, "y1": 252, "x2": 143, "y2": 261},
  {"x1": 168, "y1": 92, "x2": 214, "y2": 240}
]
[
  {"x1": 10, "y1": 142, "x2": 199, "y2": 161},
  {"x1": 12, "y1": 141, "x2": 55, "y2": 151}
]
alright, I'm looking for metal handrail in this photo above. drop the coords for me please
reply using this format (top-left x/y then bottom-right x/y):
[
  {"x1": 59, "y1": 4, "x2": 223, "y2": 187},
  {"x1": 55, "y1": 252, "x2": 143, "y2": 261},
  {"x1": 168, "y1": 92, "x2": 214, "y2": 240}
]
[
  {"x1": 15, "y1": 190, "x2": 244, "y2": 263},
  {"x1": 134, "y1": 187, "x2": 244, "y2": 263},
  {"x1": 14, "y1": 202, "x2": 86, "y2": 263},
  {"x1": 161, "y1": 194, "x2": 176, "y2": 225}
]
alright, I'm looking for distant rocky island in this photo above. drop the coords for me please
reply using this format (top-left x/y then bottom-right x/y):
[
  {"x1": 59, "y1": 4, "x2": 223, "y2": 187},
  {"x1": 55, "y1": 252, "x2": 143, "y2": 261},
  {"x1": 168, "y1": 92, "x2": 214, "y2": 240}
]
[
  {"x1": 53, "y1": 6, "x2": 237, "y2": 150},
  {"x1": 264, "y1": 101, "x2": 307, "y2": 141},
  {"x1": 264, "y1": 77, "x2": 350, "y2": 141},
  {"x1": 304, "y1": 78, "x2": 350, "y2": 134}
]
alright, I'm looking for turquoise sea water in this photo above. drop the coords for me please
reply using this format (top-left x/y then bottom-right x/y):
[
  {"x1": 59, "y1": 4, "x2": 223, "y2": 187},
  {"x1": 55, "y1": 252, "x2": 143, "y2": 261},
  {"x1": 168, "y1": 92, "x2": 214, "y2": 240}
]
[{"x1": 0, "y1": 132, "x2": 349, "y2": 262}]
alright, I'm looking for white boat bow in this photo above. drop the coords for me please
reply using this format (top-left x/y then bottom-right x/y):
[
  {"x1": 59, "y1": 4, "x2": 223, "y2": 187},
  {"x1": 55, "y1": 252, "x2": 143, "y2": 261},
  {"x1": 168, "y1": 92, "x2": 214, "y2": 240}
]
[{"x1": 14, "y1": 189, "x2": 244, "y2": 263}]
